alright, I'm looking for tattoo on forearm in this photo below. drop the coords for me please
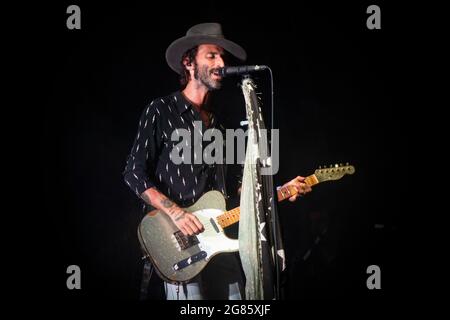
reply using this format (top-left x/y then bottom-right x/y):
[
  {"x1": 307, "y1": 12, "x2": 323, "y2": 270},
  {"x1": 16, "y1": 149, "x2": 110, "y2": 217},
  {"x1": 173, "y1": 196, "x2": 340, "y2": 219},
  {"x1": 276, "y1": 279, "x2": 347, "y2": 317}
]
[
  {"x1": 161, "y1": 198, "x2": 174, "y2": 208},
  {"x1": 166, "y1": 207, "x2": 176, "y2": 216}
]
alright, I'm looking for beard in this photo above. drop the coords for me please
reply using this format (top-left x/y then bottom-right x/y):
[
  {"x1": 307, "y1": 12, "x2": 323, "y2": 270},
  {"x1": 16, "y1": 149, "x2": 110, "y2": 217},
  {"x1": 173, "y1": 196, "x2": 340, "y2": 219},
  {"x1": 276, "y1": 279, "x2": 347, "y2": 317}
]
[{"x1": 194, "y1": 63, "x2": 222, "y2": 90}]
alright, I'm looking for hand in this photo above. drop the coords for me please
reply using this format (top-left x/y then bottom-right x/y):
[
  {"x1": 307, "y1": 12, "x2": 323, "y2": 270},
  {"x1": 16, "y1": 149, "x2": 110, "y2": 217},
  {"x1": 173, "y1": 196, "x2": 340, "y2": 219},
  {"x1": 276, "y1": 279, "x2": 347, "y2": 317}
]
[
  {"x1": 170, "y1": 207, "x2": 204, "y2": 236},
  {"x1": 281, "y1": 176, "x2": 312, "y2": 202}
]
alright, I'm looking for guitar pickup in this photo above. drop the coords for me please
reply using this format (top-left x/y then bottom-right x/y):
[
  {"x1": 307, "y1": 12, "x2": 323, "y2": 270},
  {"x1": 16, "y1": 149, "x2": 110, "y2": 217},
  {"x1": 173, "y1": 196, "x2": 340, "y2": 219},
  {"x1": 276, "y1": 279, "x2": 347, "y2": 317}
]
[
  {"x1": 173, "y1": 251, "x2": 207, "y2": 271},
  {"x1": 209, "y1": 218, "x2": 220, "y2": 233}
]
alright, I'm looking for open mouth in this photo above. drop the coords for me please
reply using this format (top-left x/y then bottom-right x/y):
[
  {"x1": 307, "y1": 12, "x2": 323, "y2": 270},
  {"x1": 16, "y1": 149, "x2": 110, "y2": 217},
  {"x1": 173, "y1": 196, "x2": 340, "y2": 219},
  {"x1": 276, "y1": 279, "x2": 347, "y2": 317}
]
[{"x1": 211, "y1": 70, "x2": 222, "y2": 79}]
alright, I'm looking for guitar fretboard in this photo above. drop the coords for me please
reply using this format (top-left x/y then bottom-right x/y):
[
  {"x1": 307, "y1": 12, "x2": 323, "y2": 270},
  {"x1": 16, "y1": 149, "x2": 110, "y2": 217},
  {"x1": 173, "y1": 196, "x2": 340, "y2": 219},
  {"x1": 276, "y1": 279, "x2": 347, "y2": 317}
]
[
  {"x1": 216, "y1": 174, "x2": 320, "y2": 228},
  {"x1": 216, "y1": 207, "x2": 240, "y2": 228}
]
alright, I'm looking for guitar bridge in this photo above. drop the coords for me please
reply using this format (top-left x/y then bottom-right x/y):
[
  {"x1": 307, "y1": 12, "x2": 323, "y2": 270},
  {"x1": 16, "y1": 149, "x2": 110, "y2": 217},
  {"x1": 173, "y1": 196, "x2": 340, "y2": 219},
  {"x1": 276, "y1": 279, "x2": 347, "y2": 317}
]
[{"x1": 173, "y1": 231, "x2": 199, "y2": 250}]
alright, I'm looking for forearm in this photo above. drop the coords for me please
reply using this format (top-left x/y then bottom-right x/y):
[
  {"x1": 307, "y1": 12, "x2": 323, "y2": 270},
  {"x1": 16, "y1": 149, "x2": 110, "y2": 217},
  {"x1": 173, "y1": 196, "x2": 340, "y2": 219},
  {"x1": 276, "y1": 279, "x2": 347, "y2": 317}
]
[
  {"x1": 140, "y1": 187, "x2": 184, "y2": 220},
  {"x1": 141, "y1": 187, "x2": 203, "y2": 235}
]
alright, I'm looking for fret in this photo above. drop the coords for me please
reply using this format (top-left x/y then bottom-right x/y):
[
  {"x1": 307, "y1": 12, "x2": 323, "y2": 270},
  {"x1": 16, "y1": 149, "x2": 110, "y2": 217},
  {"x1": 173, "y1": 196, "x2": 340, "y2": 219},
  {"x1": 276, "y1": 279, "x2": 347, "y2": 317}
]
[
  {"x1": 217, "y1": 174, "x2": 316, "y2": 228},
  {"x1": 305, "y1": 174, "x2": 319, "y2": 187}
]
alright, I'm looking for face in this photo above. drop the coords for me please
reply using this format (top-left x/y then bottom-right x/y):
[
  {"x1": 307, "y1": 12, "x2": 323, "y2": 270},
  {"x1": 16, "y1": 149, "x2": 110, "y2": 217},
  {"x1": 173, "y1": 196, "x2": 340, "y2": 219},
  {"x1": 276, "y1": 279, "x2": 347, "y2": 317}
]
[{"x1": 190, "y1": 44, "x2": 225, "y2": 90}]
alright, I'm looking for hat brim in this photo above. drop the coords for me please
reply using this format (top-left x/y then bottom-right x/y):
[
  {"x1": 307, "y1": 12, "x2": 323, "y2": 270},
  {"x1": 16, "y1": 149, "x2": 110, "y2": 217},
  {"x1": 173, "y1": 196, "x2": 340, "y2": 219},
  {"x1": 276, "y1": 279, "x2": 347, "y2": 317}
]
[{"x1": 166, "y1": 35, "x2": 247, "y2": 74}]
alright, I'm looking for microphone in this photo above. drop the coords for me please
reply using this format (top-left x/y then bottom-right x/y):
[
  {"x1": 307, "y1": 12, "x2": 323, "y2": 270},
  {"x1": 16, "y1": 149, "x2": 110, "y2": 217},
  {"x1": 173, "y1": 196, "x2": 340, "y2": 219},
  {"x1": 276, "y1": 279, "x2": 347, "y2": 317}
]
[{"x1": 218, "y1": 65, "x2": 268, "y2": 77}]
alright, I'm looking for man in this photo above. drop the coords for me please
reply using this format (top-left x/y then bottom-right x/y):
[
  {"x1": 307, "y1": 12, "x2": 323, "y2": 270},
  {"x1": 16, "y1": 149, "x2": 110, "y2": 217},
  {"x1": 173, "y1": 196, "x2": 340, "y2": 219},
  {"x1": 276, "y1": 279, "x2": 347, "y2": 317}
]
[{"x1": 123, "y1": 22, "x2": 311, "y2": 300}]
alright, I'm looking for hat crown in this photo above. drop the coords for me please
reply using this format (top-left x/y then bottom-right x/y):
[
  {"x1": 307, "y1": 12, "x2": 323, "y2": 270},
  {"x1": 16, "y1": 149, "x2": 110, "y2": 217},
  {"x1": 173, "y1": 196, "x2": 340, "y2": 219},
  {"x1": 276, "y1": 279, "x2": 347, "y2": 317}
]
[
  {"x1": 186, "y1": 23, "x2": 224, "y2": 38},
  {"x1": 166, "y1": 22, "x2": 246, "y2": 74}
]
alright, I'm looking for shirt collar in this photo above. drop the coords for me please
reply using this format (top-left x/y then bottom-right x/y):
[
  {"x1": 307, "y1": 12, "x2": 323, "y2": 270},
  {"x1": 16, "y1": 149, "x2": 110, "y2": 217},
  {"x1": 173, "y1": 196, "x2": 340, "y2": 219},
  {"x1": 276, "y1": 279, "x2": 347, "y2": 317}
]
[
  {"x1": 174, "y1": 91, "x2": 192, "y2": 114},
  {"x1": 173, "y1": 91, "x2": 217, "y2": 128}
]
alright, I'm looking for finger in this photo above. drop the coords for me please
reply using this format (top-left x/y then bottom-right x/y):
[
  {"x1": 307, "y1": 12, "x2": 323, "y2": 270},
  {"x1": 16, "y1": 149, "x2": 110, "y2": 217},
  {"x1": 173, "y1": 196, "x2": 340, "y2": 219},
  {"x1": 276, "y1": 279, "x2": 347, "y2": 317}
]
[
  {"x1": 302, "y1": 184, "x2": 311, "y2": 194},
  {"x1": 298, "y1": 183, "x2": 310, "y2": 195},
  {"x1": 296, "y1": 176, "x2": 306, "y2": 182},
  {"x1": 179, "y1": 226, "x2": 188, "y2": 236},
  {"x1": 189, "y1": 221, "x2": 200, "y2": 234},
  {"x1": 183, "y1": 223, "x2": 195, "y2": 236},
  {"x1": 190, "y1": 216, "x2": 204, "y2": 232},
  {"x1": 290, "y1": 180, "x2": 302, "y2": 187},
  {"x1": 294, "y1": 185, "x2": 303, "y2": 195},
  {"x1": 289, "y1": 195, "x2": 297, "y2": 202},
  {"x1": 185, "y1": 214, "x2": 201, "y2": 234}
]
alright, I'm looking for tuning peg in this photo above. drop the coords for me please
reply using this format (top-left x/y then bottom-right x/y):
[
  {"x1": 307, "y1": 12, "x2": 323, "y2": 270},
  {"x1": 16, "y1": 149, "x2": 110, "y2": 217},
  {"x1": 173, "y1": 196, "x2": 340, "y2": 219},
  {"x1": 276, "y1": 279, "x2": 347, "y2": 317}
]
[
  {"x1": 335, "y1": 164, "x2": 338, "y2": 168},
  {"x1": 340, "y1": 163, "x2": 343, "y2": 167},
  {"x1": 319, "y1": 166, "x2": 322, "y2": 169},
  {"x1": 346, "y1": 162, "x2": 349, "y2": 166}
]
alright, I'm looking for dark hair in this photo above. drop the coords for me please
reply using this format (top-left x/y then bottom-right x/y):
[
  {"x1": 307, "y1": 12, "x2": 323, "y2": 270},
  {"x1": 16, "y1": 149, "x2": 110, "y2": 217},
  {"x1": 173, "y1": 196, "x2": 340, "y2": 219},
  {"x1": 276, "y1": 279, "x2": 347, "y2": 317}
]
[{"x1": 179, "y1": 46, "x2": 198, "y2": 89}]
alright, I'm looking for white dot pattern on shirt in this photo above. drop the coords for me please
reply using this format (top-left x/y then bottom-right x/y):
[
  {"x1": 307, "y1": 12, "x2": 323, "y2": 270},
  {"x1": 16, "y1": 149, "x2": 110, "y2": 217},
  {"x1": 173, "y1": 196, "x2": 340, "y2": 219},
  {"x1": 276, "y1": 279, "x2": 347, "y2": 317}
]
[{"x1": 123, "y1": 93, "x2": 231, "y2": 206}]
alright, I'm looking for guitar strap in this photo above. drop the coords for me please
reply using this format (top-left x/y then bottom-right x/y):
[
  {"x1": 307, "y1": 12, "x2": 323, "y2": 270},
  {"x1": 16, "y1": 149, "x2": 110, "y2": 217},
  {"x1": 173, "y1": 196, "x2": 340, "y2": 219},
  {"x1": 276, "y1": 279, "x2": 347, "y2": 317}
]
[
  {"x1": 139, "y1": 259, "x2": 154, "y2": 300},
  {"x1": 217, "y1": 162, "x2": 229, "y2": 199}
]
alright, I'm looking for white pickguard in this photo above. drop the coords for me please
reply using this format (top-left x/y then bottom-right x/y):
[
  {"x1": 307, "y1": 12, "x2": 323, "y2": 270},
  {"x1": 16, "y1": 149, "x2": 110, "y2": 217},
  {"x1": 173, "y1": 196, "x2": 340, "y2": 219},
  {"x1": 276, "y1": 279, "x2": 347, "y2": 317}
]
[{"x1": 194, "y1": 208, "x2": 239, "y2": 259}]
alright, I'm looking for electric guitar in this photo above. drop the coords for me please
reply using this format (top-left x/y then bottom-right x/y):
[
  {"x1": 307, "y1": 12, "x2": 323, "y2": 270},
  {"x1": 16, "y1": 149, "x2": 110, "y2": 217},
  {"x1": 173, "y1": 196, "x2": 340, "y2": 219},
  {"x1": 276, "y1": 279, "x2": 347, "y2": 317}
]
[{"x1": 138, "y1": 164, "x2": 355, "y2": 283}]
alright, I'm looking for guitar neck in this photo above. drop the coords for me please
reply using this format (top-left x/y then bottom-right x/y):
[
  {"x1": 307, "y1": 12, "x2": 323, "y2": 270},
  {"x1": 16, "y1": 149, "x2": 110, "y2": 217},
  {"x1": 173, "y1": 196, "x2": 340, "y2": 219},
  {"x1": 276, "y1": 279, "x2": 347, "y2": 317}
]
[
  {"x1": 216, "y1": 174, "x2": 320, "y2": 229},
  {"x1": 276, "y1": 174, "x2": 319, "y2": 201}
]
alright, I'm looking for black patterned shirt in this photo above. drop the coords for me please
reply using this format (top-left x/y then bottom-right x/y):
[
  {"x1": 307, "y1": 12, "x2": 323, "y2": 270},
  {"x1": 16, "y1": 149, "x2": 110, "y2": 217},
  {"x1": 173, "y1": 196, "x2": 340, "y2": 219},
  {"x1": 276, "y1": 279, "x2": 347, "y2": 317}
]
[{"x1": 123, "y1": 91, "x2": 228, "y2": 210}]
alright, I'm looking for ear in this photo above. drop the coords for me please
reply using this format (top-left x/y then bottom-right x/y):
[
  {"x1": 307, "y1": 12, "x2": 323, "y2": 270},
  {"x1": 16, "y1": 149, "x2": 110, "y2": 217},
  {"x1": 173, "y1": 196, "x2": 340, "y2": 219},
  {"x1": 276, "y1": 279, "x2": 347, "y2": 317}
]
[{"x1": 182, "y1": 57, "x2": 194, "y2": 71}]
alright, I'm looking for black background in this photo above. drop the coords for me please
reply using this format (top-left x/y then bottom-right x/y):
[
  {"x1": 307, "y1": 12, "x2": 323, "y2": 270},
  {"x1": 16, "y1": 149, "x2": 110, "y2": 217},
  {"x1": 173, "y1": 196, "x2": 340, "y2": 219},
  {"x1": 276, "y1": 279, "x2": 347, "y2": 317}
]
[{"x1": 31, "y1": 1, "x2": 408, "y2": 303}]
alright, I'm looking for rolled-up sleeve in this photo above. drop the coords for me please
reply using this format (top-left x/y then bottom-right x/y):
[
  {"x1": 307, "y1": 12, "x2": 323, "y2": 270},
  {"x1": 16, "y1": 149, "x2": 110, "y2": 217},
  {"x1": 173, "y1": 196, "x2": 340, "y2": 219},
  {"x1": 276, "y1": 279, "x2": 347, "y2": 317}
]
[{"x1": 123, "y1": 102, "x2": 160, "y2": 197}]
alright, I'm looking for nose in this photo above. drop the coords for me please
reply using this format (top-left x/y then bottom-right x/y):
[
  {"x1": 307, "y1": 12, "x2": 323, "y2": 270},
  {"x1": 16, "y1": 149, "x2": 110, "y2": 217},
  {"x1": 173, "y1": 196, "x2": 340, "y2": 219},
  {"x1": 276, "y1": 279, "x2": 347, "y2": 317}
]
[{"x1": 216, "y1": 55, "x2": 225, "y2": 68}]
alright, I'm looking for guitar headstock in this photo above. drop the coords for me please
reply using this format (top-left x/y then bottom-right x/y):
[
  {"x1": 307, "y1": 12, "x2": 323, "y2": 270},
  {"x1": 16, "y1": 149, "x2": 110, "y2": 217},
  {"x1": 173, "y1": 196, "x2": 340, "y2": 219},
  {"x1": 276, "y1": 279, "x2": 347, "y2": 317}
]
[{"x1": 314, "y1": 163, "x2": 355, "y2": 183}]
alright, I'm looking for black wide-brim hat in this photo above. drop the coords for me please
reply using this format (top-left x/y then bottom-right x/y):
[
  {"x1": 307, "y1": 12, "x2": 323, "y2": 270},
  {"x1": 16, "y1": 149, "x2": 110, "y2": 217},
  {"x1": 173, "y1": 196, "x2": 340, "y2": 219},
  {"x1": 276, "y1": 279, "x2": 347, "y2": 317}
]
[{"x1": 166, "y1": 23, "x2": 247, "y2": 74}]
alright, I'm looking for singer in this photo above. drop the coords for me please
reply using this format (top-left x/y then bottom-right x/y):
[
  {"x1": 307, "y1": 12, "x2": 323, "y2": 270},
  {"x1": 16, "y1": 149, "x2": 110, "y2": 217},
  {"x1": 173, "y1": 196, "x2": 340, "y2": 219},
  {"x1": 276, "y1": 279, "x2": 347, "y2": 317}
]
[{"x1": 122, "y1": 22, "x2": 312, "y2": 300}]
